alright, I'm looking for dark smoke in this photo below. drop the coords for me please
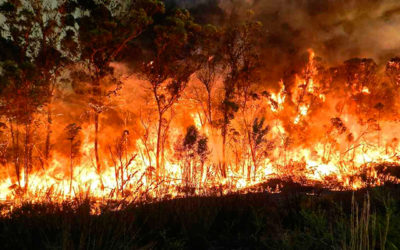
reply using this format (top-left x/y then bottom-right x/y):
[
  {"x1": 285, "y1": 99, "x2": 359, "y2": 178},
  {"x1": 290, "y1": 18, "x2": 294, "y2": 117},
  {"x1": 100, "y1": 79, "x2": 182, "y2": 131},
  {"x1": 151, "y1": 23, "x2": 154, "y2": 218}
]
[{"x1": 174, "y1": 0, "x2": 400, "y2": 85}]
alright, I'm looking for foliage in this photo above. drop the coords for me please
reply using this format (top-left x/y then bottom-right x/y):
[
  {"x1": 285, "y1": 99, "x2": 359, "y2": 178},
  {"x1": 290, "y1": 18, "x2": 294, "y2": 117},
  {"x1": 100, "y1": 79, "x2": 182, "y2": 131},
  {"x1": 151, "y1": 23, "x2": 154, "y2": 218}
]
[
  {"x1": 65, "y1": 123, "x2": 82, "y2": 159},
  {"x1": 0, "y1": 185, "x2": 400, "y2": 249},
  {"x1": 141, "y1": 8, "x2": 202, "y2": 176},
  {"x1": 174, "y1": 125, "x2": 210, "y2": 188}
]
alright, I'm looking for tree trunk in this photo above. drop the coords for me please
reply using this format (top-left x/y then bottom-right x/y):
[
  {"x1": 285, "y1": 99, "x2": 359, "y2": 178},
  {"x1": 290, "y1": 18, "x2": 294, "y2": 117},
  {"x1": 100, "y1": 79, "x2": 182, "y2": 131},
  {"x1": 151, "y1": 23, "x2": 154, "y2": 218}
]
[
  {"x1": 119, "y1": 156, "x2": 124, "y2": 193},
  {"x1": 248, "y1": 130, "x2": 258, "y2": 181},
  {"x1": 207, "y1": 89, "x2": 212, "y2": 124},
  {"x1": 155, "y1": 112, "x2": 162, "y2": 180},
  {"x1": 69, "y1": 139, "x2": 73, "y2": 194},
  {"x1": 200, "y1": 162, "x2": 204, "y2": 186},
  {"x1": 94, "y1": 112, "x2": 100, "y2": 173},
  {"x1": 16, "y1": 123, "x2": 20, "y2": 187},
  {"x1": 24, "y1": 122, "x2": 31, "y2": 190},
  {"x1": 378, "y1": 111, "x2": 381, "y2": 147},
  {"x1": 10, "y1": 120, "x2": 20, "y2": 187},
  {"x1": 92, "y1": 76, "x2": 104, "y2": 189},
  {"x1": 221, "y1": 121, "x2": 227, "y2": 178},
  {"x1": 45, "y1": 103, "x2": 52, "y2": 165},
  {"x1": 92, "y1": 76, "x2": 101, "y2": 174},
  {"x1": 240, "y1": 93, "x2": 256, "y2": 180}
]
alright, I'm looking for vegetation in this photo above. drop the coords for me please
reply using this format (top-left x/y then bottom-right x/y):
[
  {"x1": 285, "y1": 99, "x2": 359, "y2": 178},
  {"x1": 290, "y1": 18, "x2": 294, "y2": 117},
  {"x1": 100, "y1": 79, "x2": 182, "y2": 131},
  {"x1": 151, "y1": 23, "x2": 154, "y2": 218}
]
[
  {"x1": 0, "y1": 184, "x2": 399, "y2": 249},
  {"x1": 0, "y1": 0, "x2": 399, "y2": 194},
  {"x1": 1, "y1": 1, "x2": 400, "y2": 248}
]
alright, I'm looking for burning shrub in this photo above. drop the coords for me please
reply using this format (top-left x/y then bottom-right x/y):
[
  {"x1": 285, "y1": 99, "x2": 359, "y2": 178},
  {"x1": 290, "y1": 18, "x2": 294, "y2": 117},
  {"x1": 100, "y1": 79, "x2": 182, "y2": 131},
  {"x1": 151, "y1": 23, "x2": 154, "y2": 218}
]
[
  {"x1": 174, "y1": 125, "x2": 210, "y2": 191},
  {"x1": 248, "y1": 117, "x2": 274, "y2": 180}
]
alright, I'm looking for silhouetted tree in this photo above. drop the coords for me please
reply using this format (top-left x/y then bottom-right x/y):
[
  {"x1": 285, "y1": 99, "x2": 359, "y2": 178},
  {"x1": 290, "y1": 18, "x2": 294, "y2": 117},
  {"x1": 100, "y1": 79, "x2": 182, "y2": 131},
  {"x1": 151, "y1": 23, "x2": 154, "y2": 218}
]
[
  {"x1": 67, "y1": 0, "x2": 163, "y2": 175},
  {"x1": 218, "y1": 17, "x2": 262, "y2": 177},
  {"x1": 0, "y1": 1, "x2": 56, "y2": 188},
  {"x1": 65, "y1": 123, "x2": 81, "y2": 193},
  {"x1": 196, "y1": 24, "x2": 222, "y2": 125},
  {"x1": 174, "y1": 125, "x2": 210, "y2": 188},
  {"x1": 141, "y1": 9, "x2": 201, "y2": 179},
  {"x1": 248, "y1": 117, "x2": 271, "y2": 180},
  {"x1": 108, "y1": 130, "x2": 138, "y2": 196}
]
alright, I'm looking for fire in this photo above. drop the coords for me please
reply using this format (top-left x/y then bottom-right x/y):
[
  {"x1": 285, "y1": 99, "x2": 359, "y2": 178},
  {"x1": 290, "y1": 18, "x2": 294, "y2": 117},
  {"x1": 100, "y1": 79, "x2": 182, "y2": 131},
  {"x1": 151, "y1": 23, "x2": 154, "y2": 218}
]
[
  {"x1": 269, "y1": 80, "x2": 286, "y2": 113},
  {"x1": 362, "y1": 86, "x2": 370, "y2": 94},
  {"x1": 0, "y1": 49, "x2": 399, "y2": 211}
]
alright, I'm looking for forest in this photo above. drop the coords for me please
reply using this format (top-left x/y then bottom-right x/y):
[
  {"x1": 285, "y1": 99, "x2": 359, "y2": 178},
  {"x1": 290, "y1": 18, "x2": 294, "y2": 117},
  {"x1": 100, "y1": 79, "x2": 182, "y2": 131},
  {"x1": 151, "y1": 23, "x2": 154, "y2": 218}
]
[
  {"x1": 1, "y1": 0, "x2": 400, "y2": 199},
  {"x1": 2, "y1": 0, "x2": 400, "y2": 249},
  {"x1": 0, "y1": 0, "x2": 400, "y2": 201}
]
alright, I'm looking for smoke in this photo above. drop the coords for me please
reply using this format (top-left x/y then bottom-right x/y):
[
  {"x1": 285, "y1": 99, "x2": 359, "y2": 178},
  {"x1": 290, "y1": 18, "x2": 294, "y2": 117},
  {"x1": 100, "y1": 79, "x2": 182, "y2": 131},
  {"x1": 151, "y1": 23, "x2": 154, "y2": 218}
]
[
  {"x1": 55, "y1": 0, "x2": 400, "y2": 156},
  {"x1": 182, "y1": 0, "x2": 400, "y2": 84},
  {"x1": 252, "y1": 0, "x2": 400, "y2": 61}
]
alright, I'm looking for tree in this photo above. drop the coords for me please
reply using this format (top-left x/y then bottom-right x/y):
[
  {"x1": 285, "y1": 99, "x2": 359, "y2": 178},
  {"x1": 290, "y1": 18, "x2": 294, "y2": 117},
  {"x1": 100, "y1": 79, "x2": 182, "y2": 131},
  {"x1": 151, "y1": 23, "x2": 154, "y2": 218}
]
[
  {"x1": 141, "y1": 9, "x2": 201, "y2": 179},
  {"x1": 248, "y1": 117, "x2": 271, "y2": 180},
  {"x1": 174, "y1": 125, "x2": 210, "y2": 189},
  {"x1": 30, "y1": 0, "x2": 75, "y2": 165},
  {"x1": 217, "y1": 17, "x2": 262, "y2": 177},
  {"x1": 66, "y1": 0, "x2": 164, "y2": 175},
  {"x1": 108, "y1": 130, "x2": 138, "y2": 196},
  {"x1": 0, "y1": 1, "x2": 54, "y2": 188},
  {"x1": 65, "y1": 123, "x2": 81, "y2": 194},
  {"x1": 196, "y1": 24, "x2": 222, "y2": 125}
]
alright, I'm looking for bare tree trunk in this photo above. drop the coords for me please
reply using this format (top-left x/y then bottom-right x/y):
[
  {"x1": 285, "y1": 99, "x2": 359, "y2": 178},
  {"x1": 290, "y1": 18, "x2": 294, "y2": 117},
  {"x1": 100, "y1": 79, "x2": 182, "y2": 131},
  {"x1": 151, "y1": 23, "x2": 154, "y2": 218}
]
[
  {"x1": 119, "y1": 155, "x2": 124, "y2": 193},
  {"x1": 109, "y1": 147, "x2": 120, "y2": 196},
  {"x1": 92, "y1": 75, "x2": 102, "y2": 175},
  {"x1": 24, "y1": 122, "x2": 31, "y2": 190},
  {"x1": 10, "y1": 120, "x2": 21, "y2": 187},
  {"x1": 248, "y1": 130, "x2": 258, "y2": 181},
  {"x1": 155, "y1": 111, "x2": 163, "y2": 180},
  {"x1": 378, "y1": 110, "x2": 381, "y2": 147},
  {"x1": 16, "y1": 123, "x2": 20, "y2": 186},
  {"x1": 94, "y1": 111, "x2": 100, "y2": 173},
  {"x1": 45, "y1": 103, "x2": 52, "y2": 165},
  {"x1": 161, "y1": 112, "x2": 172, "y2": 178},
  {"x1": 139, "y1": 112, "x2": 153, "y2": 168},
  {"x1": 221, "y1": 121, "x2": 227, "y2": 178},
  {"x1": 207, "y1": 89, "x2": 212, "y2": 124},
  {"x1": 69, "y1": 139, "x2": 73, "y2": 194},
  {"x1": 240, "y1": 92, "x2": 257, "y2": 180},
  {"x1": 200, "y1": 161, "x2": 204, "y2": 186}
]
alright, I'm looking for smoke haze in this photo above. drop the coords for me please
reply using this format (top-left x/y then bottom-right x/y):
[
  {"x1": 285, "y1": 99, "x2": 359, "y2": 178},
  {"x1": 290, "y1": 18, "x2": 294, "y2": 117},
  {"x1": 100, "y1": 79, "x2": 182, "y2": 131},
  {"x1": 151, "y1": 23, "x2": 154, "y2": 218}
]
[{"x1": 174, "y1": 0, "x2": 400, "y2": 84}]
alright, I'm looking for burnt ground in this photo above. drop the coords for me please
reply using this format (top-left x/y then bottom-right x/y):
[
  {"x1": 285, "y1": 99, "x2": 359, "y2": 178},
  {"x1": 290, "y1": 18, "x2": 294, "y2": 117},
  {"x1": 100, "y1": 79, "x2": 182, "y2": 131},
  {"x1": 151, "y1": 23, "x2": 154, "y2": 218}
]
[{"x1": 0, "y1": 181, "x2": 400, "y2": 249}]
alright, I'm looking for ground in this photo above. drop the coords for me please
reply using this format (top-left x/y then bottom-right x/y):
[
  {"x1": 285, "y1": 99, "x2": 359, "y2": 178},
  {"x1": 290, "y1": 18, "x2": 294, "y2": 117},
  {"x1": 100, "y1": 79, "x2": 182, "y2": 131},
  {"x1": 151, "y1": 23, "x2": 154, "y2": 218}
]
[{"x1": 1, "y1": 181, "x2": 400, "y2": 249}]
